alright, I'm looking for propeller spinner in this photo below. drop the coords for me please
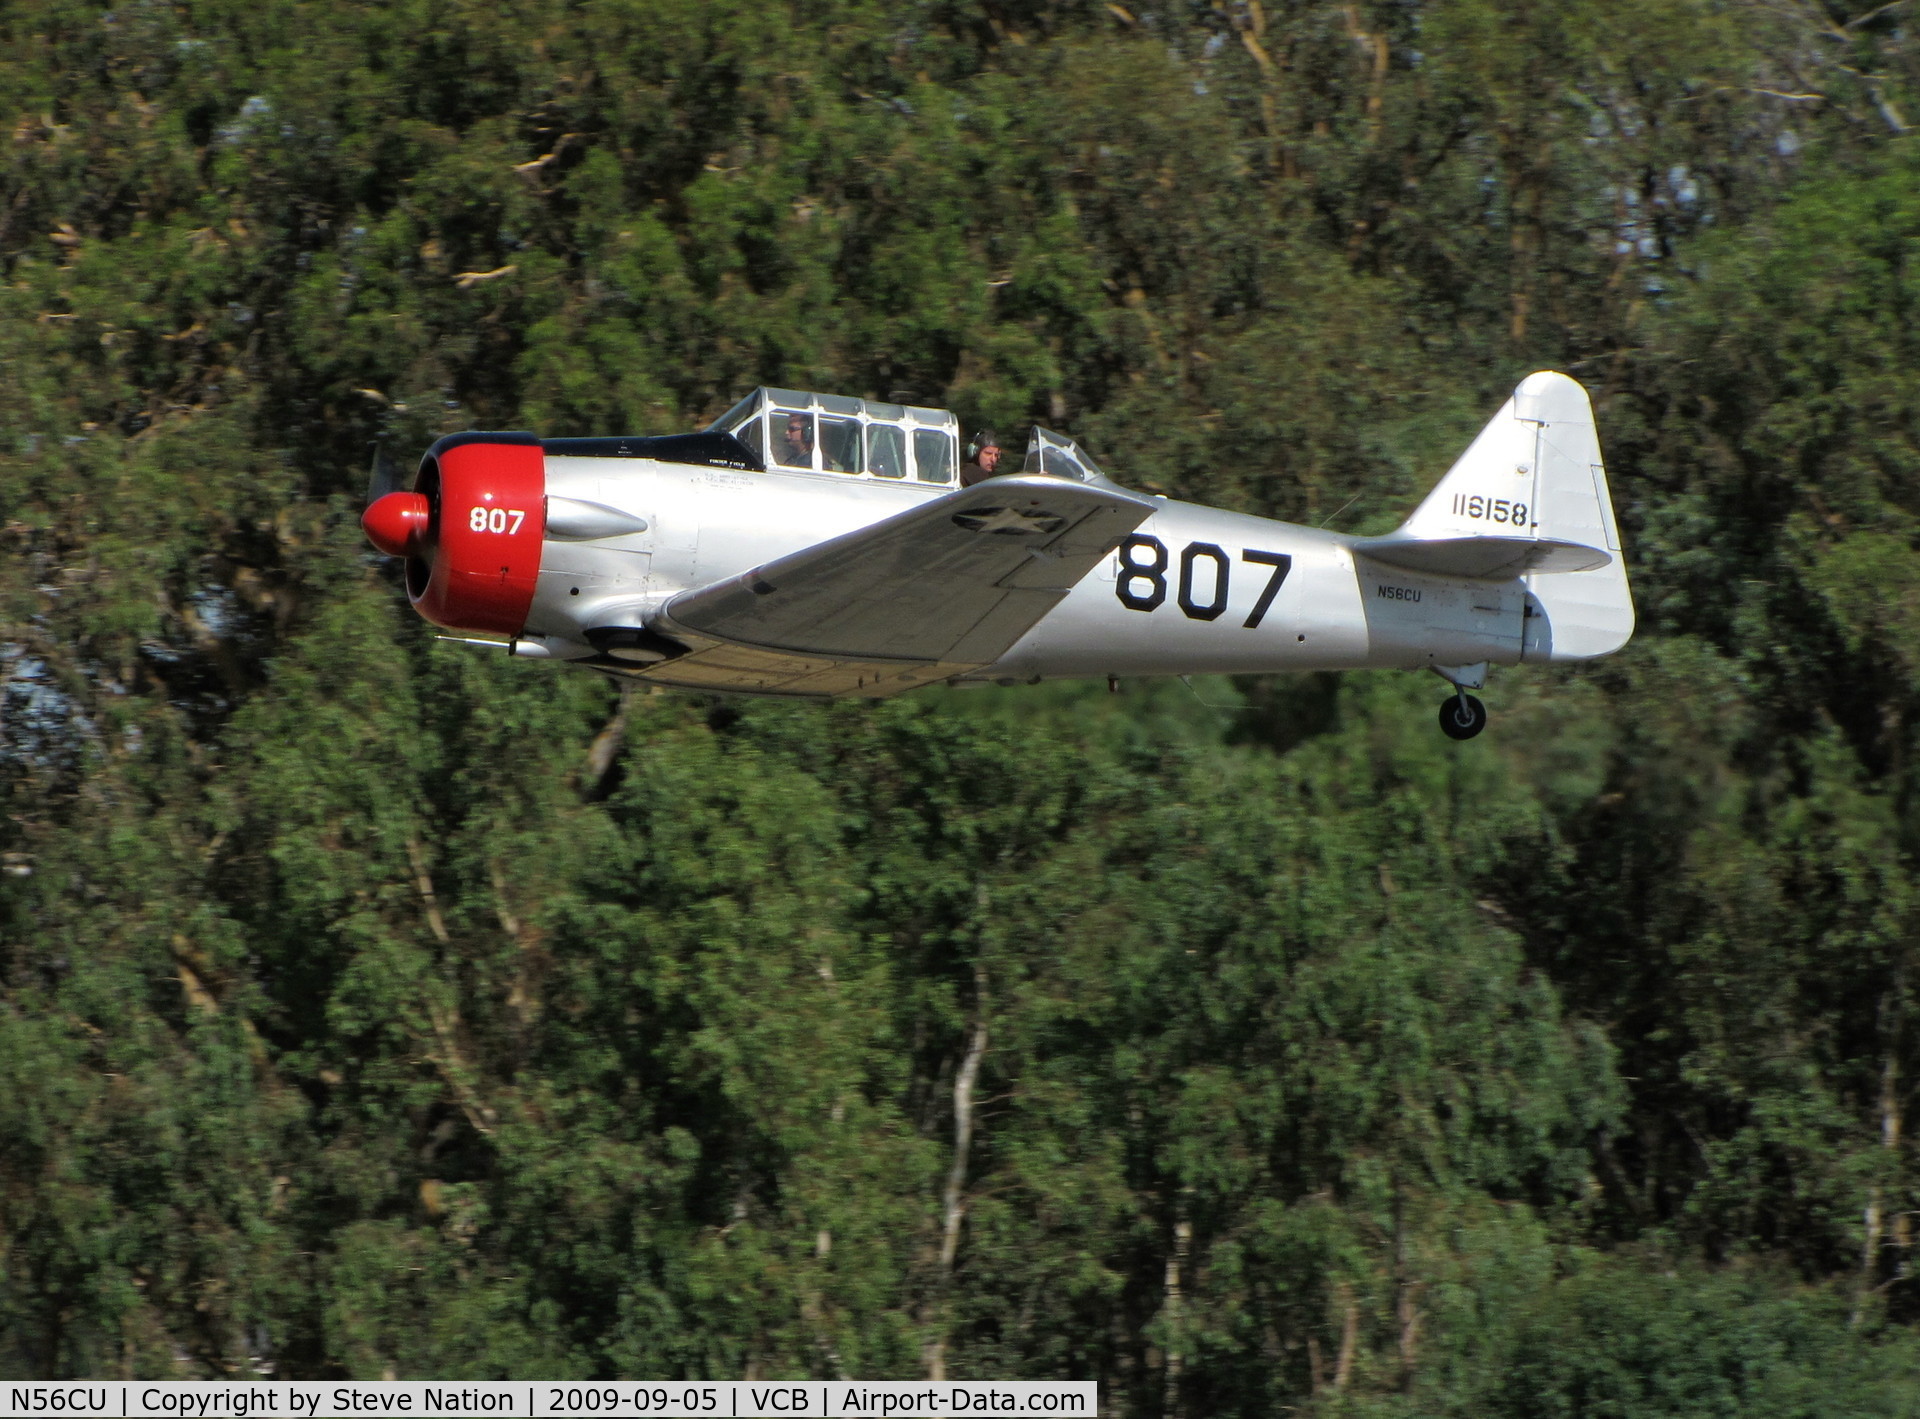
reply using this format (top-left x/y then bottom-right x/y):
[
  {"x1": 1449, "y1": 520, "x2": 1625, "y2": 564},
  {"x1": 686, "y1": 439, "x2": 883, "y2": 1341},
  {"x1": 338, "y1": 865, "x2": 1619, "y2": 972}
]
[{"x1": 361, "y1": 442, "x2": 434, "y2": 559}]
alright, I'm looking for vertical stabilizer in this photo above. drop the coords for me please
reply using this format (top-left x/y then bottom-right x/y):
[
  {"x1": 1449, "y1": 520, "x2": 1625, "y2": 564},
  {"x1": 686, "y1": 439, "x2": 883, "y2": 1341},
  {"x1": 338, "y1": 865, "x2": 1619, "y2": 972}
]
[{"x1": 1391, "y1": 372, "x2": 1633, "y2": 661}]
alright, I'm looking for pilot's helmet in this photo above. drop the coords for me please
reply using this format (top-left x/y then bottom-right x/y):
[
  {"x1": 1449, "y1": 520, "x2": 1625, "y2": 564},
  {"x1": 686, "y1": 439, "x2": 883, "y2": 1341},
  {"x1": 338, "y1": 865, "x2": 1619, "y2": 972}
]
[{"x1": 966, "y1": 429, "x2": 1002, "y2": 462}]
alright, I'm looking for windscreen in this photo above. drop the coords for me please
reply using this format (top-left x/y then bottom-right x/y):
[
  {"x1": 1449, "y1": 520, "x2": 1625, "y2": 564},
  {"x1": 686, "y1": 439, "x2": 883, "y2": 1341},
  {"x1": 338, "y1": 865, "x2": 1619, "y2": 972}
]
[
  {"x1": 733, "y1": 414, "x2": 765, "y2": 461},
  {"x1": 1022, "y1": 427, "x2": 1106, "y2": 482}
]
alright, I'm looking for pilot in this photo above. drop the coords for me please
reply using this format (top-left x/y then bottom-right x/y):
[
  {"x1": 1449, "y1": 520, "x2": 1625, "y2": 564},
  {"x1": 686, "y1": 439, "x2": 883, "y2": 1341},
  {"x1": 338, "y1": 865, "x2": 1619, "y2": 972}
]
[
  {"x1": 960, "y1": 430, "x2": 1003, "y2": 487},
  {"x1": 777, "y1": 412, "x2": 814, "y2": 469}
]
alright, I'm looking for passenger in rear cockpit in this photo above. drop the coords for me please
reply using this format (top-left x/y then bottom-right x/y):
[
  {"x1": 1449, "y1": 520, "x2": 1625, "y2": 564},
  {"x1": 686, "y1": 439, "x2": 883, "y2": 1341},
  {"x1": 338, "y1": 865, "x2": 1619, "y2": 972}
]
[{"x1": 960, "y1": 429, "x2": 1003, "y2": 487}]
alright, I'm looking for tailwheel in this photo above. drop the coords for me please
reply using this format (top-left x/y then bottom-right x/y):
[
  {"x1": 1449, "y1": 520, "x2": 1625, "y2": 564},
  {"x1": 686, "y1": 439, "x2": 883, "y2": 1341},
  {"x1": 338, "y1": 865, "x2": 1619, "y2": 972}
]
[{"x1": 1438, "y1": 692, "x2": 1488, "y2": 741}]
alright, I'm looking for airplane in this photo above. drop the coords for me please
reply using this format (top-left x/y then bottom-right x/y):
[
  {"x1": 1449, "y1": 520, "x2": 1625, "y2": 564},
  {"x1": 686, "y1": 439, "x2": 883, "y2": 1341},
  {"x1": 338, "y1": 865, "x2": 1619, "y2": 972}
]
[{"x1": 359, "y1": 371, "x2": 1632, "y2": 739}]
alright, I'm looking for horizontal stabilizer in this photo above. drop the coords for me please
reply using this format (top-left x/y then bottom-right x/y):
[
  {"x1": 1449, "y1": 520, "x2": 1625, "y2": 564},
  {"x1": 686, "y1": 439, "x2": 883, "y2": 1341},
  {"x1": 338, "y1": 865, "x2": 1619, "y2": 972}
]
[{"x1": 1352, "y1": 534, "x2": 1611, "y2": 581}]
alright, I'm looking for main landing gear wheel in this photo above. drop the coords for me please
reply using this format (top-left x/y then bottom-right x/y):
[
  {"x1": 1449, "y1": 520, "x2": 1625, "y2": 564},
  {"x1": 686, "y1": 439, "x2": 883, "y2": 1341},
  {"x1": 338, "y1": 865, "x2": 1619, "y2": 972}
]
[{"x1": 1438, "y1": 693, "x2": 1488, "y2": 740}]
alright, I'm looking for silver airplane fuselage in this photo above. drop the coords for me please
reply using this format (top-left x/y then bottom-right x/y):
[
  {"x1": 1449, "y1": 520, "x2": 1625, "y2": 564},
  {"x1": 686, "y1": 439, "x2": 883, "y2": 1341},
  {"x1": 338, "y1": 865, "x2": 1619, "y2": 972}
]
[{"x1": 526, "y1": 455, "x2": 1532, "y2": 685}]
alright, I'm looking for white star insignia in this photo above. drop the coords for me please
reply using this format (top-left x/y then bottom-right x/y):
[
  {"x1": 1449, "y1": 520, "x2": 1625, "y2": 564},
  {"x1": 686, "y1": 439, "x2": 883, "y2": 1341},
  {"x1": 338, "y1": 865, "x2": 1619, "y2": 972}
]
[{"x1": 952, "y1": 506, "x2": 1067, "y2": 536}]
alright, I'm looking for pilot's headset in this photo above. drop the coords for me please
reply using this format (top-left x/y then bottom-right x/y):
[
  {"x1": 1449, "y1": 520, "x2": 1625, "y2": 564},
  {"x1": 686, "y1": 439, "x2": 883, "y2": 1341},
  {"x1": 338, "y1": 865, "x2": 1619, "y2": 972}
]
[{"x1": 966, "y1": 429, "x2": 1002, "y2": 463}]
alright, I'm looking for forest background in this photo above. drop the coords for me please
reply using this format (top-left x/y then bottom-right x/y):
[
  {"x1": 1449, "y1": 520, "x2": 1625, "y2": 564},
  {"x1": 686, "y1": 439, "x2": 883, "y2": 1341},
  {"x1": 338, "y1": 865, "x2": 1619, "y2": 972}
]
[{"x1": 5, "y1": 0, "x2": 1920, "y2": 1413}]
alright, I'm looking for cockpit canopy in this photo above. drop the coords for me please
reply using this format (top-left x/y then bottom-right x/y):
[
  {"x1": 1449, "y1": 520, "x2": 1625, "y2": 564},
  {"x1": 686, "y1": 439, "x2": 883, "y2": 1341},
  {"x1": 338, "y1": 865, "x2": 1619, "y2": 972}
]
[
  {"x1": 706, "y1": 388, "x2": 1121, "y2": 493},
  {"x1": 709, "y1": 388, "x2": 961, "y2": 485}
]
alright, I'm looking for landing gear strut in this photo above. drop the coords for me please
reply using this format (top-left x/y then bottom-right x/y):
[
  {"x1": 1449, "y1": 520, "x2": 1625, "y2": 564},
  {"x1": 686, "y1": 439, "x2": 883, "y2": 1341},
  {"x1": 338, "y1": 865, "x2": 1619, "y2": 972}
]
[
  {"x1": 1438, "y1": 691, "x2": 1487, "y2": 740},
  {"x1": 1432, "y1": 662, "x2": 1489, "y2": 740}
]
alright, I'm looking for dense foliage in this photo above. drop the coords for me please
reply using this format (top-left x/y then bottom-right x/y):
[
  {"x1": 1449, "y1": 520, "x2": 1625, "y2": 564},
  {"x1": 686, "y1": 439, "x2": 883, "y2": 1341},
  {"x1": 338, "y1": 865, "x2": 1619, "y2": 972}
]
[{"x1": 5, "y1": 1, "x2": 1920, "y2": 1412}]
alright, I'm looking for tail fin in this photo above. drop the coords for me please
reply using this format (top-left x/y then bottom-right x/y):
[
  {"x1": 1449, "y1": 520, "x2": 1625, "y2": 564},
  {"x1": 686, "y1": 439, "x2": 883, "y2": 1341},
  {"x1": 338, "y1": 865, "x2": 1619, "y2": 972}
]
[
  {"x1": 1356, "y1": 371, "x2": 1633, "y2": 661},
  {"x1": 1402, "y1": 371, "x2": 1617, "y2": 547}
]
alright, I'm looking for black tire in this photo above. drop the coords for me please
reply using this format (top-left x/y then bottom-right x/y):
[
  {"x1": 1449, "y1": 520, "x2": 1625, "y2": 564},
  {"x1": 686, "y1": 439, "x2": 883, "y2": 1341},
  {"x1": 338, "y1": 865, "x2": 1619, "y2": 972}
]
[{"x1": 1438, "y1": 693, "x2": 1488, "y2": 740}]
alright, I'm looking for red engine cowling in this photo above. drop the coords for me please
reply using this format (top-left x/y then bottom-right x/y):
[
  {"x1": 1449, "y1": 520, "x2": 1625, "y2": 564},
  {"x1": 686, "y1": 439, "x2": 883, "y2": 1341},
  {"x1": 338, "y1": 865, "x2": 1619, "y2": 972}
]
[{"x1": 363, "y1": 433, "x2": 547, "y2": 636}]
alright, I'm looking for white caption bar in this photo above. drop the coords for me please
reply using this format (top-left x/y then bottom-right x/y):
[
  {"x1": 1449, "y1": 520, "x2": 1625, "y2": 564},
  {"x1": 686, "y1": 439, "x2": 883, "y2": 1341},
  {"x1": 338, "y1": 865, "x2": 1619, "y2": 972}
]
[{"x1": 0, "y1": 1382, "x2": 1097, "y2": 1419}]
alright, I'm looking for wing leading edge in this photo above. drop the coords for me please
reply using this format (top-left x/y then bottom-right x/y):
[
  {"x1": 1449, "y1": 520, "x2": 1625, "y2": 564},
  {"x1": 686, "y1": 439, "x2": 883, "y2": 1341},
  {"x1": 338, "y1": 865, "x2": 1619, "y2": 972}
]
[{"x1": 641, "y1": 475, "x2": 1157, "y2": 697}]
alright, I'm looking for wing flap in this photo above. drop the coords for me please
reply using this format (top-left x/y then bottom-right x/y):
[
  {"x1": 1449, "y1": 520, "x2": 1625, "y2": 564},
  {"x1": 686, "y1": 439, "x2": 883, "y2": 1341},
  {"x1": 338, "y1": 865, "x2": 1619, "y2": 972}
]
[{"x1": 635, "y1": 637, "x2": 966, "y2": 698}]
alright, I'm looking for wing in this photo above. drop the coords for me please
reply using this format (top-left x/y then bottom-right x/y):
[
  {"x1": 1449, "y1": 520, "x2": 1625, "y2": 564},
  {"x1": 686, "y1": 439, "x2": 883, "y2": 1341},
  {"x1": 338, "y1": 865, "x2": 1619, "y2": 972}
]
[{"x1": 640, "y1": 475, "x2": 1155, "y2": 697}]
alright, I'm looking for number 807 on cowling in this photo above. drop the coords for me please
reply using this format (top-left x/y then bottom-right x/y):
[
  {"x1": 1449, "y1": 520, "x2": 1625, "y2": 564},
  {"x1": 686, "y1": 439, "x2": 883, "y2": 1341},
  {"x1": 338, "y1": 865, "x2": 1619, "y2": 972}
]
[{"x1": 468, "y1": 505, "x2": 526, "y2": 534}]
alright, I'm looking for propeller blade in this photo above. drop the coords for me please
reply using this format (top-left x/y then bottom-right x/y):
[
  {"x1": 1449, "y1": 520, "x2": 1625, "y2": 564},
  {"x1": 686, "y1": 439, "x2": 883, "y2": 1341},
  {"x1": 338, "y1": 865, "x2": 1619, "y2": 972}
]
[{"x1": 366, "y1": 441, "x2": 404, "y2": 505}]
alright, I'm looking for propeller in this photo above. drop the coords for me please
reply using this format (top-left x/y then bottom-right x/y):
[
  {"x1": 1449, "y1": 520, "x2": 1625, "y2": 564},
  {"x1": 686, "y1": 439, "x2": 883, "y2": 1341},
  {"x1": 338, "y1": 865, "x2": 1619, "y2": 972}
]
[
  {"x1": 366, "y1": 440, "x2": 405, "y2": 505},
  {"x1": 361, "y1": 441, "x2": 432, "y2": 559}
]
